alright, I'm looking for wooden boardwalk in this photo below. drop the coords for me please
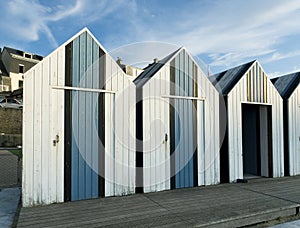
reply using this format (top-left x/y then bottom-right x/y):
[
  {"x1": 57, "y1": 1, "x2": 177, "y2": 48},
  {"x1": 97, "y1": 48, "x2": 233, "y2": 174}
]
[{"x1": 17, "y1": 176, "x2": 300, "y2": 227}]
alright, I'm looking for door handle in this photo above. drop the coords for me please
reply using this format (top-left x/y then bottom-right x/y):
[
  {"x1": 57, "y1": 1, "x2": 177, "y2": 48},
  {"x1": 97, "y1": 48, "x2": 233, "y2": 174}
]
[{"x1": 53, "y1": 134, "x2": 59, "y2": 146}]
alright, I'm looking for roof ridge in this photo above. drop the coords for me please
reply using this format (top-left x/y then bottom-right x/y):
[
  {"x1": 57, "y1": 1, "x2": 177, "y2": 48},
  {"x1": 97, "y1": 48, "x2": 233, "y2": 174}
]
[
  {"x1": 133, "y1": 47, "x2": 182, "y2": 87},
  {"x1": 210, "y1": 60, "x2": 256, "y2": 95}
]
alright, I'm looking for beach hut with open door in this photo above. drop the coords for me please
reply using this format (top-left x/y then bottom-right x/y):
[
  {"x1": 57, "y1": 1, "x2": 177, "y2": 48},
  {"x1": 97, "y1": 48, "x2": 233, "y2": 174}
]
[
  {"x1": 210, "y1": 60, "x2": 284, "y2": 183},
  {"x1": 23, "y1": 28, "x2": 136, "y2": 207},
  {"x1": 272, "y1": 72, "x2": 300, "y2": 176},
  {"x1": 134, "y1": 47, "x2": 220, "y2": 193}
]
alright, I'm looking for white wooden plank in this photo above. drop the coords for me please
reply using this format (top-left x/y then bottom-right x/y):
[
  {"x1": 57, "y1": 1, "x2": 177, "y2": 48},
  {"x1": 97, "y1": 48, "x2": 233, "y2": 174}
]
[
  {"x1": 128, "y1": 82, "x2": 136, "y2": 193},
  {"x1": 56, "y1": 48, "x2": 65, "y2": 202},
  {"x1": 227, "y1": 95, "x2": 235, "y2": 182},
  {"x1": 41, "y1": 59, "x2": 50, "y2": 205},
  {"x1": 23, "y1": 69, "x2": 34, "y2": 206},
  {"x1": 297, "y1": 89, "x2": 300, "y2": 175},
  {"x1": 158, "y1": 70, "x2": 165, "y2": 191},
  {"x1": 149, "y1": 80, "x2": 156, "y2": 192},
  {"x1": 204, "y1": 84, "x2": 211, "y2": 185},
  {"x1": 49, "y1": 52, "x2": 58, "y2": 203},
  {"x1": 120, "y1": 70, "x2": 128, "y2": 194},
  {"x1": 164, "y1": 67, "x2": 171, "y2": 190},
  {"x1": 105, "y1": 58, "x2": 113, "y2": 196},
  {"x1": 236, "y1": 84, "x2": 243, "y2": 180},
  {"x1": 154, "y1": 74, "x2": 161, "y2": 191},
  {"x1": 122, "y1": 76, "x2": 130, "y2": 194},
  {"x1": 115, "y1": 67, "x2": 124, "y2": 195},
  {"x1": 214, "y1": 88, "x2": 220, "y2": 184},
  {"x1": 142, "y1": 84, "x2": 151, "y2": 192},
  {"x1": 197, "y1": 100, "x2": 204, "y2": 186},
  {"x1": 33, "y1": 64, "x2": 42, "y2": 205}
]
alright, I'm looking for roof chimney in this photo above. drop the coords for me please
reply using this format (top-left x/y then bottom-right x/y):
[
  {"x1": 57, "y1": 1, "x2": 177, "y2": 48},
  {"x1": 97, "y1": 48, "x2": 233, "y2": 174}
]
[
  {"x1": 116, "y1": 57, "x2": 123, "y2": 65},
  {"x1": 154, "y1": 58, "x2": 159, "y2": 63}
]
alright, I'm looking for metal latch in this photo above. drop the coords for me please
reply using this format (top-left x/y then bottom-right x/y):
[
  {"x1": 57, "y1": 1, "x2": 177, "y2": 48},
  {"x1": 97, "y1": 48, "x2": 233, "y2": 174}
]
[{"x1": 53, "y1": 134, "x2": 59, "y2": 146}]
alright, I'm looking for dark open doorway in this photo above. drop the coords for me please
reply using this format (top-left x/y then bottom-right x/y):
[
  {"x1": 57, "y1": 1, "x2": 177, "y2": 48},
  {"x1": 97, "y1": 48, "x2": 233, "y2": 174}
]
[{"x1": 242, "y1": 104, "x2": 273, "y2": 179}]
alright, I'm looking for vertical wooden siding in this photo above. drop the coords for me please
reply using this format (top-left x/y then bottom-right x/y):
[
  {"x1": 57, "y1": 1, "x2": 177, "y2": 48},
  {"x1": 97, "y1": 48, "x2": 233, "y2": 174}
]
[
  {"x1": 227, "y1": 61, "x2": 284, "y2": 182},
  {"x1": 173, "y1": 50, "x2": 196, "y2": 189},
  {"x1": 288, "y1": 85, "x2": 300, "y2": 175},
  {"x1": 143, "y1": 66, "x2": 170, "y2": 193},
  {"x1": 105, "y1": 54, "x2": 136, "y2": 196},
  {"x1": 197, "y1": 68, "x2": 220, "y2": 186},
  {"x1": 68, "y1": 32, "x2": 101, "y2": 201},
  {"x1": 23, "y1": 46, "x2": 65, "y2": 207},
  {"x1": 23, "y1": 29, "x2": 136, "y2": 206},
  {"x1": 68, "y1": 32, "x2": 136, "y2": 199},
  {"x1": 142, "y1": 48, "x2": 220, "y2": 193}
]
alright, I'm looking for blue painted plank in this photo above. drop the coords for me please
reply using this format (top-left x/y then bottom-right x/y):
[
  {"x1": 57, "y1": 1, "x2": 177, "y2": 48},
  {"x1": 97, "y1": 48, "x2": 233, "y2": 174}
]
[
  {"x1": 85, "y1": 34, "x2": 93, "y2": 199},
  {"x1": 179, "y1": 99, "x2": 185, "y2": 188},
  {"x1": 91, "y1": 40, "x2": 99, "y2": 198},
  {"x1": 179, "y1": 52, "x2": 185, "y2": 188},
  {"x1": 179, "y1": 51, "x2": 185, "y2": 96},
  {"x1": 78, "y1": 33, "x2": 87, "y2": 200}
]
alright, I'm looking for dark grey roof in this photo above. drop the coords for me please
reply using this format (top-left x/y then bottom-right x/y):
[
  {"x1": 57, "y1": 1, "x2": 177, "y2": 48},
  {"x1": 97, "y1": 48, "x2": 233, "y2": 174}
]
[
  {"x1": 3, "y1": 46, "x2": 24, "y2": 56},
  {"x1": 0, "y1": 60, "x2": 8, "y2": 76},
  {"x1": 209, "y1": 60, "x2": 256, "y2": 95},
  {"x1": 3, "y1": 46, "x2": 43, "y2": 61},
  {"x1": 272, "y1": 72, "x2": 300, "y2": 99},
  {"x1": 134, "y1": 47, "x2": 182, "y2": 88}
]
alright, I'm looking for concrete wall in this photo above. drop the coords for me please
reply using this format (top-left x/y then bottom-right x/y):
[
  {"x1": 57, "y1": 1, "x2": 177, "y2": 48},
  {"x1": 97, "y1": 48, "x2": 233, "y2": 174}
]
[
  {"x1": 0, "y1": 134, "x2": 22, "y2": 147},
  {"x1": 0, "y1": 151, "x2": 19, "y2": 188},
  {"x1": 0, "y1": 76, "x2": 11, "y2": 92},
  {"x1": 10, "y1": 72, "x2": 23, "y2": 91},
  {"x1": 0, "y1": 108, "x2": 22, "y2": 134}
]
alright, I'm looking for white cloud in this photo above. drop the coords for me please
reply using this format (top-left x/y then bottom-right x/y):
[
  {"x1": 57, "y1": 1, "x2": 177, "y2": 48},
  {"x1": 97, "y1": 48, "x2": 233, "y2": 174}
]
[
  {"x1": 109, "y1": 41, "x2": 179, "y2": 67},
  {"x1": 263, "y1": 50, "x2": 300, "y2": 63},
  {"x1": 0, "y1": 0, "x2": 129, "y2": 48},
  {"x1": 1, "y1": 0, "x2": 84, "y2": 47},
  {"x1": 1, "y1": 0, "x2": 300, "y2": 76},
  {"x1": 128, "y1": 0, "x2": 300, "y2": 69},
  {"x1": 268, "y1": 71, "x2": 283, "y2": 78}
]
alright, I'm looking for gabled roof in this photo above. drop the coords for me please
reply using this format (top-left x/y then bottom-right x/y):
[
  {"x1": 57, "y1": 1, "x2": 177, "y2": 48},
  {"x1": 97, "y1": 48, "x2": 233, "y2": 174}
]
[
  {"x1": 133, "y1": 47, "x2": 182, "y2": 88},
  {"x1": 272, "y1": 72, "x2": 300, "y2": 99},
  {"x1": 23, "y1": 27, "x2": 136, "y2": 89},
  {"x1": 209, "y1": 60, "x2": 256, "y2": 95},
  {"x1": 3, "y1": 46, "x2": 24, "y2": 56}
]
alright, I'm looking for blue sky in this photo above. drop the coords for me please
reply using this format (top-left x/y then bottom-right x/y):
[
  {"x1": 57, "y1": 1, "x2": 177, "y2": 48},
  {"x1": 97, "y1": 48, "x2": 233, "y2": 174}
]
[{"x1": 1, "y1": 0, "x2": 300, "y2": 77}]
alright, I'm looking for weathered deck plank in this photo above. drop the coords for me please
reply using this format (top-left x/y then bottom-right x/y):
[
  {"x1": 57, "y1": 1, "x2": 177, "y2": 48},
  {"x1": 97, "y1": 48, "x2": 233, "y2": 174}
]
[{"x1": 17, "y1": 176, "x2": 300, "y2": 227}]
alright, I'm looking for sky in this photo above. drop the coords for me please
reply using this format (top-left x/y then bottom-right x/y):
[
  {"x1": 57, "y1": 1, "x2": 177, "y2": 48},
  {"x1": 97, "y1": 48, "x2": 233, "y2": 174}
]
[{"x1": 1, "y1": 0, "x2": 300, "y2": 77}]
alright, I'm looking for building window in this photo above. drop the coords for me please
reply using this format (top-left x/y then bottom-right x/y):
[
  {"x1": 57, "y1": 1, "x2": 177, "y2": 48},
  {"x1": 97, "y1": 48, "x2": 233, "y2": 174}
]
[
  {"x1": 24, "y1": 53, "x2": 32, "y2": 59},
  {"x1": 19, "y1": 80, "x2": 23, "y2": 88},
  {"x1": 19, "y1": 64, "x2": 24, "y2": 73}
]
